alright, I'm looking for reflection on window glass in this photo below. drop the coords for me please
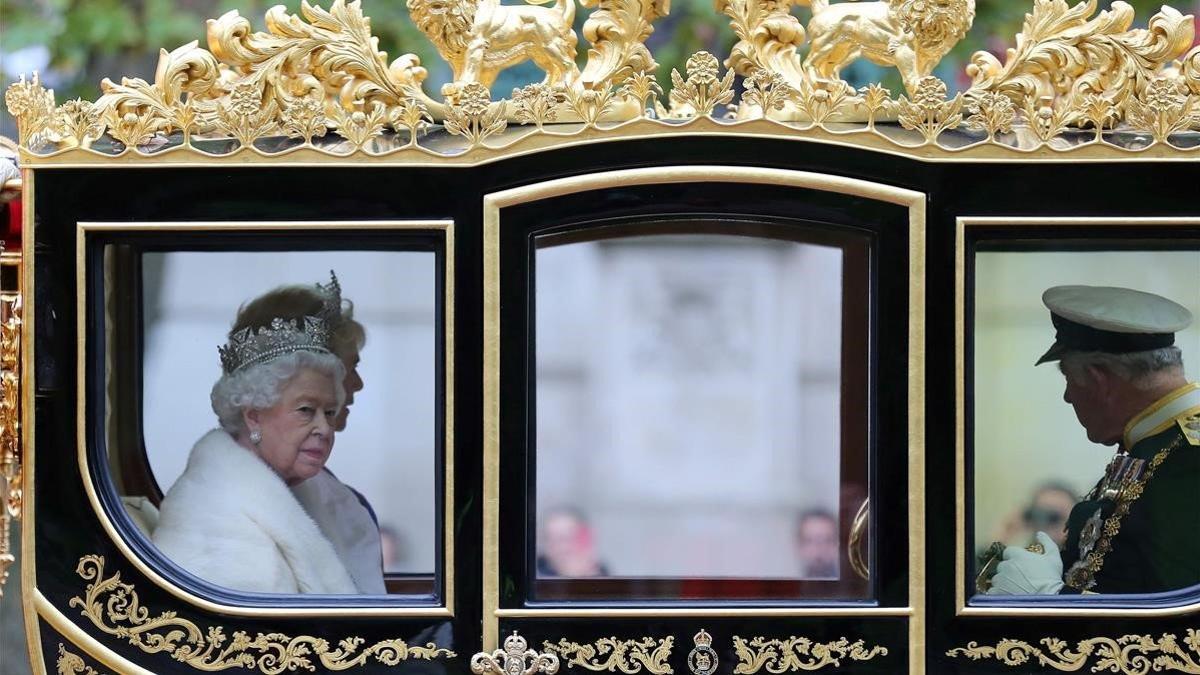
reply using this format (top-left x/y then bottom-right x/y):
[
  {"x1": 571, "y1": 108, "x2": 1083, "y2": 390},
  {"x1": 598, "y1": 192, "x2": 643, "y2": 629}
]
[
  {"x1": 123, "y1": 250, "x2": 437, "y2": 595},
  {"x1": 534, "y1": 231, "x2": 870, "y2": 600},
  {"x1": 973, "y1": 249, "x2": 1200, "y2": 597}
]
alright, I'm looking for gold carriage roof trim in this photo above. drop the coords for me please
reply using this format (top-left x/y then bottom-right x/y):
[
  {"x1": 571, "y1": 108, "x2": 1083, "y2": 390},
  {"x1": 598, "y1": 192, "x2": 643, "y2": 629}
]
[{"x1": 4, "y1": 0, "x2": 1200, "y2": 164}]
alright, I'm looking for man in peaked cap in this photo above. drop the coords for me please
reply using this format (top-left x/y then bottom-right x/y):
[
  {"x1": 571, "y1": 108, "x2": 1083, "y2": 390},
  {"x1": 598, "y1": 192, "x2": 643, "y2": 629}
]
[{"x1": 989, "y1": 285, "x2": 1200, "y2": 595}]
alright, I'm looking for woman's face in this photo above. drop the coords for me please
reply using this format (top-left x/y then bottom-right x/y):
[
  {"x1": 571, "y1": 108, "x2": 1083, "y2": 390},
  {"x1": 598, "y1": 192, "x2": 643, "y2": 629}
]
[{"x1": 244, "y1": 368, "x2": 339, "y2": 486}]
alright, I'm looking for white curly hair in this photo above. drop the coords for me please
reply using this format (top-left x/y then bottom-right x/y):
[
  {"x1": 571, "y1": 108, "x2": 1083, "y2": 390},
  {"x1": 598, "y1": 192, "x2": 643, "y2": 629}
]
[{"x1": 211, "y1": 350, "x2": 347, "y2": 435}]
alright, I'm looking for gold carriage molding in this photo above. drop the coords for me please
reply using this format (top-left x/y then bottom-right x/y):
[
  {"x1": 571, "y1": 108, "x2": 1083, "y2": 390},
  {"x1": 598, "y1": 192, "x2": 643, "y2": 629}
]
[{"x1": 5, "y1": 0, "x2": 1200, "y2": 161}]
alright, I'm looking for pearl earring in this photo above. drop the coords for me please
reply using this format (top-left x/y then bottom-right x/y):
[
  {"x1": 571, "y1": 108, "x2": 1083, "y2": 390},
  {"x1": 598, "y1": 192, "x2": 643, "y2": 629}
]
[{"x1": 250, "y1": 429, "x2": 262, "y2": 445}]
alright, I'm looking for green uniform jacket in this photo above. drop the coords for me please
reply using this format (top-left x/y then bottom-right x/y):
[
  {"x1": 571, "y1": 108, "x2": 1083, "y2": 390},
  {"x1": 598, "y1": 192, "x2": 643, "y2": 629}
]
[{"x1": 1060, "y1": 420, "x2": 1200, "y2": 594}]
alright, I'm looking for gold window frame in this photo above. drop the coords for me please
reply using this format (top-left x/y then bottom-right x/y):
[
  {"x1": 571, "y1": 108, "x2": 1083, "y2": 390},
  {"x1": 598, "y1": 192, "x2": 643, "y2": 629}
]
[
  {"x1": 954, "y1": 215, "x2": 1200, "y2": 617},
  {"x1": 64, "y1": 219, "x2": 457, "y2": 618},
  {"x1": 481, "y1": 165, "x2": 927, "y2": 672}
]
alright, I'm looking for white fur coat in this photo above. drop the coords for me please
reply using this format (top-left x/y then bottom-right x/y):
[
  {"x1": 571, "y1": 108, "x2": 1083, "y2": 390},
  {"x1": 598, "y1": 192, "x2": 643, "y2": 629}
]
[{"x1": 153, "y1": 429, "x2": 382, "y2": 595}]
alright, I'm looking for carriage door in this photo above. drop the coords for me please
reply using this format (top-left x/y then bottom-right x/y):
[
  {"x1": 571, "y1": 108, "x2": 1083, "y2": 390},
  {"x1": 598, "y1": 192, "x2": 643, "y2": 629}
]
[{"x1": 478, "y1": 166, "x2": 925, "y2": 675}]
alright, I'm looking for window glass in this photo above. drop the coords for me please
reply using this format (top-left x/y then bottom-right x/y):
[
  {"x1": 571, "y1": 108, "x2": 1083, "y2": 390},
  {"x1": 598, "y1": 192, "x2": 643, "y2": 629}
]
[
  {"x1": 534, "y1": 230, "x2": 871, "y2": 600},
  {"x1": 972, "y1": 248, "x2": 1200, "y2": 597},
  {"x1": 114, "y1": 249, "x2": 439, "y2": 595}
]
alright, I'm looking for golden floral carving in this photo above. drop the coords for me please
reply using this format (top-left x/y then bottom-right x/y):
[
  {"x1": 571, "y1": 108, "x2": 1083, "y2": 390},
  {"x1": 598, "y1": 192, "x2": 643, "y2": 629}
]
[
  {"x1": 620, "y1": 71, "x2": 662, "y2": 116},
  {"x1": 1126, "y1": 77, "x2": 1200, "y2": 144},
  {"x1": 390, "y1": 93, "x2": 435, "y2": 146},
  {"x1": 966, "y1": 91, "x2": 1018, "y2": 140},
  {"x1": 741, "y1": 70, "x2": 796, "y2": 120},
  {"x1": 543, "y1": 637, "x2": 674, "y2": 675},
  {"x1": 55, "y1": 99, "x2": 106, "y2": 147},
  {"x1": 897, "y1": 76, "x2": 964, "y2": 143},
  {"x1": 947, "y1": 631, "x2": 1200, "y2": 674},
  {"x1": 281, "y1": 97, "x2": 329, "y2": 144},
  {"x1": 567, "y1": 84, "x2": 618, "y2": 127},
  {"x1": 66, "y1": 555, "x2": 455, "y2": 673},
  {"x1": 6, "y1": 0, "x2": 1200, "y2": 155},
  {"x1": 732, "y1": 635, "x2": 888, "y2": 673},
  {"x1": 858, "y1": 83, "x2": 893, "y2": 130},
  {"x1": 443, "y1": 82, "x2": 508, "y2": 147},
  {"x1": 966, "y1": 0, "x2": 1195, "y2": 123},
  {"x1": 0, "y1": 289, "x2": 22, "y2": 599},
  {"x1": 473, "y1": 632, "x2": 560, "y2": 675},
  {"x1": 4, "y1": 73, "x2": 57, "y2": 148},
  {"x1": 330, "y1": 102, "x2": 388, "y2": 148},
  {"x1": 216, "y1": 82, "x2": 279, "y2": 148},
  {"x1": 57, "y1": 644, "x2": 107, "y2": 675},
  {"x1": 668, "y1": 51, "x2": 735, "y2": 118},
  {"x1": 512, "y1": 84, "x2": 568, "y2": 129}
]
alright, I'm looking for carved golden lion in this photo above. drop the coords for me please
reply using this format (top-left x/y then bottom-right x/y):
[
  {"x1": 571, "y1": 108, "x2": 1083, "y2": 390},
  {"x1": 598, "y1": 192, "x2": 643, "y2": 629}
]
[
  {"x1": 799, "y1": 0, "x2": 975, "y2": 94},
  {"x1": 407, "y1": 0, "x2": 580, "y2": 97}
]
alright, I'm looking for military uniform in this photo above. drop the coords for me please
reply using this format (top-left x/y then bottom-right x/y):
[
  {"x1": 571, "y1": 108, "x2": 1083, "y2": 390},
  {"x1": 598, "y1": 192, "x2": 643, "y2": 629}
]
[
  {"x1": 987, "y1": 285, "x2": 1199, "y2": 597},
  {"x1": 1060, "y1": 384, "x2": 1200, "y2": 594}
]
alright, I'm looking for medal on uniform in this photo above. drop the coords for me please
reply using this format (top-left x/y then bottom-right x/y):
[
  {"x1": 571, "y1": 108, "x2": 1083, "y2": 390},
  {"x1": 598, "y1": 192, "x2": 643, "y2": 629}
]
[{"x1": 1077, "y1": 506, "x2": 1103, "y2": 559}]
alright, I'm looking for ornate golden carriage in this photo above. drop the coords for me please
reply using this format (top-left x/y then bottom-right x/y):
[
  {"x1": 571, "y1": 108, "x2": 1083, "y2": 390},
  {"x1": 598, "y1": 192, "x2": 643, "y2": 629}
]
[{"x1": 3, "y1": 0, "x2": 1200, "y2": 673}]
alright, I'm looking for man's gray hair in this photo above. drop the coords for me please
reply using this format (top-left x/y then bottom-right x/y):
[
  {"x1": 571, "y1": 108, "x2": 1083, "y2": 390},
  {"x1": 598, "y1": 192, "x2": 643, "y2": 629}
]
[
  {"x1": 1059, "y1": 346, "x2": 1184, "y2": 389},
  {"x1": 211, "y1": 350, "x2": 346, "y2": 434}
]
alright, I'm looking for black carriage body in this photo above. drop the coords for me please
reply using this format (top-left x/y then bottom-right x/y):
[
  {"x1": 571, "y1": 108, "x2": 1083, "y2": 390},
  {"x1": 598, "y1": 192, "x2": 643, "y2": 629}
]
[{"x1": 19, "y1": 137, "x2": 1200, "y2": 675}]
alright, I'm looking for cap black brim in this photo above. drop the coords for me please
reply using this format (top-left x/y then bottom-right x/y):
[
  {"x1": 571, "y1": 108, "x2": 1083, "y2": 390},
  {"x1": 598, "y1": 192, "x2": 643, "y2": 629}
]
[{"x1": 1036, "y1": 340, "x2": 1067, "y2": 366}]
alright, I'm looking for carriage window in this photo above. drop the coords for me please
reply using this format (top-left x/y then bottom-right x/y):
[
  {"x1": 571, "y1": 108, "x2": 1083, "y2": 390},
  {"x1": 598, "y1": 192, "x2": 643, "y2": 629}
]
[
  {"x1": 101, "y1": 245, "x2": 442, "y2": 597},
  {"x1": 533, "y1": 228, "x2": 872, "y2": 601},
  {"x1": 971, "y1": 247, "x2": 1200, "y2": 599}
]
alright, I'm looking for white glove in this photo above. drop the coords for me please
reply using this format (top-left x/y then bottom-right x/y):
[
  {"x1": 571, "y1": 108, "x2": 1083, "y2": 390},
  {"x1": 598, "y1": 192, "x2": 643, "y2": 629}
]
[{"x1": 986, "y1": 531, "x2": 1064, "y2": 595}]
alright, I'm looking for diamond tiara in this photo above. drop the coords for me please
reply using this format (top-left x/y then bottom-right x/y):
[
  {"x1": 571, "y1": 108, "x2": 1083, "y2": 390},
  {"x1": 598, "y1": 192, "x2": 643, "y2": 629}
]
[
  {"x1": 218, "y1": 315, "x2": 333, "y2": 375},
  {"x1": 315, "y1": 270, "x2": 343, "y2": 323}
]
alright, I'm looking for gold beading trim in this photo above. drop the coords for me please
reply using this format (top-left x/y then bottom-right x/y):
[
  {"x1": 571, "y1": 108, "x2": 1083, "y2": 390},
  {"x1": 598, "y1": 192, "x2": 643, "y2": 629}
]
[
  {"x1": 67, "y1": 555, "x2": 456, "y2": 673},
  {"x1": 732, "y1": 635, "x2": 889, "y2": 673},
  {"x1": 57, "y1": 644, "x2": 109, "y2": 675},
  {"x1": 543, "y1": 637, "x2": 674, "y2": 675},
  {"x1": 947, "y1": 632, "x2": 1200, "y2": 673},
  {"x1": 5, "y1": 0, "x2": 1200, "y2": 162},
  {"x1": 0, "y1": 260, "x2": 21, "y2": 598}
]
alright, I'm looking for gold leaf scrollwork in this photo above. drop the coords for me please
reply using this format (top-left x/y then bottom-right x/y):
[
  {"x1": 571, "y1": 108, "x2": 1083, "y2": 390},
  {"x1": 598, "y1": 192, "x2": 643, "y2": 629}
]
[
  {"x1": 94, "y1": 41, "x2": 221, "y2": 148},
  {"x1": 579, "y1": 0, "x2": 668, "y2": 92},
  {"x1": 947, "y1": 631, "x2": 1200, "y2": 674},
  {"x1": 966, "y1": 0, "x2": 1195, "y2": 125},
  {"x1": 473, "y1": 632, "x2": 561, "y2": 675},
  {"x1": 0, "y1": 288, "x2": 22, "y2": 599},
  {"x1": 731, "y1": 635, "x2": 888, "y2": 673},
  {"x1": 66, "y1": 555, "x2": 455, "y2": 673},
  {"x1": 57, "y1": 644, "x2": 107, "y2": 675},
  {"x1": 668, "y1": 51, "x2": 735, "y2": 118},
  {"x1": 209, "y1": 0, "x2": 436, "y2": 121},
  {"x1": 543, "y1": 637, "x2": 675, "y2": 675},
  {"x1": 443, "y1": 83, "x2": 508, "y2": 148}
]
